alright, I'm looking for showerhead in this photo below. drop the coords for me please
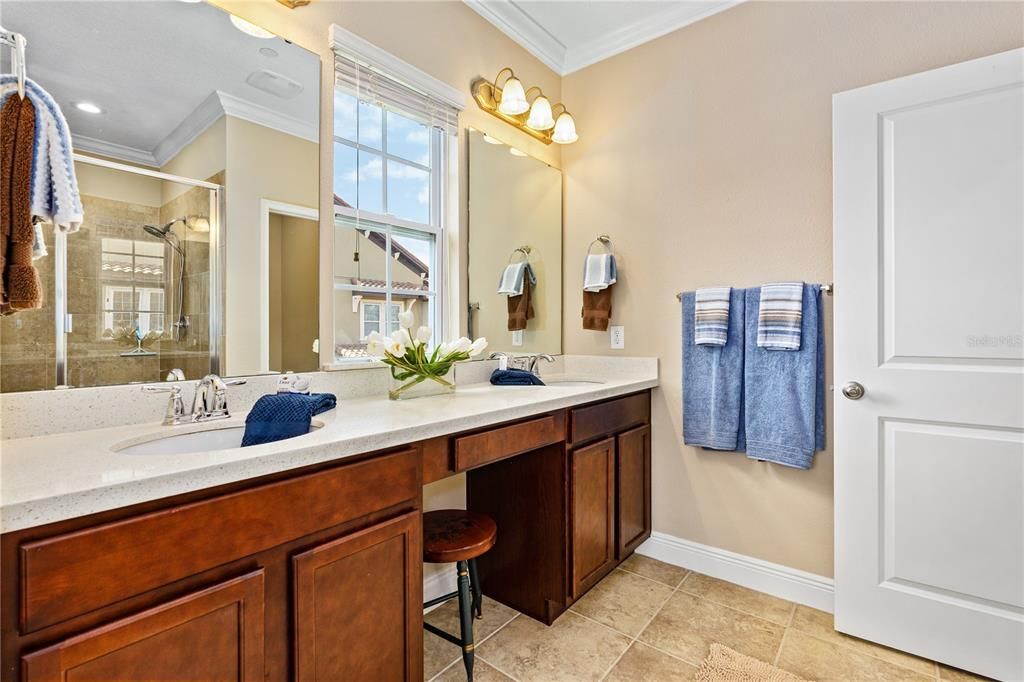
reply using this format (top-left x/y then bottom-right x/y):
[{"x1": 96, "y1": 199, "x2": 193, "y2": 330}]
[{"x1": 143, "y1": 220, "x2": 176, "y2": 239}]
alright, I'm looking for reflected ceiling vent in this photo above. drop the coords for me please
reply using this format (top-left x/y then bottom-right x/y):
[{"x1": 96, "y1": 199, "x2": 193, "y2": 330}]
[{"x1": 245, "y1": 70, "x2": 303, "y2": 99}]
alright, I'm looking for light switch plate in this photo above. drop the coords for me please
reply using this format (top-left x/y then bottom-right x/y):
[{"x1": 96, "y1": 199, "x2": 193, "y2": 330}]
[
  {"x1": 610, "y1": 326, "x2": 625, "y2": 349},
  {"x1": 512, "y1": 330, "x2": 524, "y2": 346}
]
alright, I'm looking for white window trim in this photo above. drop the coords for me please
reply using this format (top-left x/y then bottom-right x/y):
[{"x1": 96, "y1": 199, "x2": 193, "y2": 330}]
[
  {"x1": 326, "y1": 26, "x2": 464, "y2": 368},
  {"x1": 358, "y1": 299, "x2": 405, "y2": 341}
]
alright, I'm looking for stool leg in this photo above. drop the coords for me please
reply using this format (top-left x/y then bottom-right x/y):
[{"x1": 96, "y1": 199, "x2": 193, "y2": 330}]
[
  {"x1": 468, "y1": 558, "x2": 483, "y2": 619},
  {"x1": 456, "y1": 560, "x2": 475, "y2": 682}
]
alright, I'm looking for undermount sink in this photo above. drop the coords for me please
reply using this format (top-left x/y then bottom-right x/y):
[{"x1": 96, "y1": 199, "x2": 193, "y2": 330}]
[{"x1": 114, "y1": 421, "x2": 323, "y2": 456}]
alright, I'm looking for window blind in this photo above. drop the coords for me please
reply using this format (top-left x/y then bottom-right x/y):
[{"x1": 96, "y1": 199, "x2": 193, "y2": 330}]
[{"x1": 334, "y1": 51, "x2": 459, "y2": 136}]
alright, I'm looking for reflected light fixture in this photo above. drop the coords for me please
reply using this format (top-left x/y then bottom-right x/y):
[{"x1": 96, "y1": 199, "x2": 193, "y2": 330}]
[
  {"x1": 185, "y1": 215, "x2": 210, "y2": 233},
  {"x1": 482, "y1": 134, "x2": 503, "y2": 145},
  {"x1": 230, "y1": 15, "x2": 275, "y2": 39},
  {"x1": 75, "y1": 102, "x2": 102, "y2": 114},
  {"x1": 509, "y1": 147, "x2": 527, "y2": 157},
  {"x1": 471, "y1": 67, "x2": 577, "y2": 145}
]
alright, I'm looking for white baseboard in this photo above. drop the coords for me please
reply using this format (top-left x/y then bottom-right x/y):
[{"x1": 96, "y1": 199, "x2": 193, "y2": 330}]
[
  {"x1": 424, "y1": 566, "x2": 457, "y2": 607},
  {"x1": 637, "y1": 531, "x2": 834, "y2": 613}
]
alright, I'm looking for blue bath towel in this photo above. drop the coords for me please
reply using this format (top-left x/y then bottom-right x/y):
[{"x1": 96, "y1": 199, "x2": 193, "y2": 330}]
[
  {"x1": 241, "y1": 393, "x2": 336, "y2": 447},
  {"x1": 490, "y1": 368, "x2": 545, "y2": 386},
  {"x1": 742, "y1": 284, "x2": 825, "y2": 469},
  {"x1": 682, "y1": 289, "x2": 746, "y2": 450}
]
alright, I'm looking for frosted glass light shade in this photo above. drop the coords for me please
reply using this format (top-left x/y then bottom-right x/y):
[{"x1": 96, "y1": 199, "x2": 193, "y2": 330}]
[
  {"x1": 526, "y1": 96, "x2": 555, "y2": 130},
  {"x1": 498, "y1": 77, "x2": 529, "y2": 115},
  {"x1": 230, "y1": 15, "x2": 275, "y2": 39},
  {"x1": 551, "y1": 112, "x2": 578, "y2": 144}
]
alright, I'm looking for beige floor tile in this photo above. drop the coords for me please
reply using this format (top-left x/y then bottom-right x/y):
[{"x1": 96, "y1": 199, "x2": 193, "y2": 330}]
[
  {"x1": 423, "y1": 599, "x2": 518, "y2": 680},
  {"x1": 789, "y1": 606, "x2": 936, "y2": 676},
  {"x1": 434, "y1": 659, "x2": 514, "y2": 682},
  {"x1": 619, "y1": 554, "x2": 690, "y2": 587},
  {"x1": 425, "y1": 631, "x2": 462, "y2": 681},
  {"x1": 570, "y1": 569, "x2": 674, "y2": 636},
  {"x1": 476, "y1": 610, "x2": 631, "y2": 681},
  {"x1": 777, "y1": 630, "x2": 934, "y2": 681},
  {"x1": 638, "y1": 591, "x2": 784, "y2": 666},
  {"x1": 605, "y1": 642, "x2": 698, "y2": 681},
  {"x1": 679, "y1": 572, "x2": 795, "y2": 625},
  {"x1": 939, "y1": 664, "x2": 996, "y2": 681}
]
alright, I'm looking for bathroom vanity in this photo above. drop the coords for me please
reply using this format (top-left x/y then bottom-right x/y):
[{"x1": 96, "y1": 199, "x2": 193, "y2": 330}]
[{"x1": 0, "y1": 366, "x2": 655, "y2": 682}]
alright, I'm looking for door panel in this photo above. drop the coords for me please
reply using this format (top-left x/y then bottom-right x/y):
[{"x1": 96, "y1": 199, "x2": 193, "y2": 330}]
[
  {"x1": 616, "y1": 425, "x2": 651, "y2": 559},
  {"x1": 572, "y1": 438, "x2": 616, "y2": 598},
  {"x1": 293, "y1": 512, "x2": 422, "y2": 682},
  {"x1": 22, "y1": 571, "x2": 264, "y2": 682},
  {"x1": 834, "y1": 47, "x2": 1024, "y2": 680}
]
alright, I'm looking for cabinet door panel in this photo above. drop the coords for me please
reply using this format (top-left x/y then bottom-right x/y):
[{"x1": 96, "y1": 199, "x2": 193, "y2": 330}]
[
  {"x1": 616, "y1": 425, "x2": 652, "y2": 559},
  {"x1": 22, "y1": 571, "x2": 264, "y2": 682},
  {"x1": 572, "y1": 438, "x2": 616, "y2": 598},
  {"x1": 293, "y1": 511, "x2": 422, "y2": 682}
]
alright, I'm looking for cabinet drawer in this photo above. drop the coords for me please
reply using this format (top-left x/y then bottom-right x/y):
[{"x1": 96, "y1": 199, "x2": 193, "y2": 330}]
[
  {"x1": 570, "y1": 392, "x2": 650, "y2": 445},
  {"x1": 20, "y1": 449, "x2": 420, "y2": 633},
  {"x1": 454, "y1": 412, "x2": 565, "y2": 472}
]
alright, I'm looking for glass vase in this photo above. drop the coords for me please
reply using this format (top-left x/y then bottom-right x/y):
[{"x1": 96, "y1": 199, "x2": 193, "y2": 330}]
[{"x1": 388, "y1": 366, "x2": 456, "y2": 400}]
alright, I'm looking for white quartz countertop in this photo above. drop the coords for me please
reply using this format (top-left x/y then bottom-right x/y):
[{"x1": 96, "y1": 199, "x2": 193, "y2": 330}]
[{"x1": 1, "y1": 365, "x2": 657, "y2": 532}]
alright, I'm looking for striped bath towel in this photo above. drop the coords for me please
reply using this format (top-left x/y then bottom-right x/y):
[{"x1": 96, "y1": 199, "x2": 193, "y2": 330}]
[
  {"x1": 757, "y1": 282, "x2": 804, "y2": 350},
  {"x1": 497, "y1": 261, "x2": 536, "y2": 296},
  {"x1": 583, "y1": 253, "x2": 617, "y2": 292},
  {"x1": 694, "y1": 286, "x2": 732, "y2": 346}
]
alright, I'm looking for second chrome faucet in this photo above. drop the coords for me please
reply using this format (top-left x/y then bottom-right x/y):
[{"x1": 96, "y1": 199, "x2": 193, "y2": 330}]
[{"x1": 143, "y1": 373, "x2": 247, "y2": 426}]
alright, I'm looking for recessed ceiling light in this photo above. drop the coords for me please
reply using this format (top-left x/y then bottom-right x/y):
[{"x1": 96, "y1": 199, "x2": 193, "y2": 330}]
[
  {"x1": 76, "y1": 102, "x2": 102, "y2": 114},
  {"x1": 230, "y1": 15, "x2": 275, "y2": 39}
]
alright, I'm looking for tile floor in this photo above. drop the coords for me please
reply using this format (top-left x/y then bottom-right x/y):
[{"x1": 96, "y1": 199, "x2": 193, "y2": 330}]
[{"x1": 423, "y1": 554, "x2": 991, "y2": 682}]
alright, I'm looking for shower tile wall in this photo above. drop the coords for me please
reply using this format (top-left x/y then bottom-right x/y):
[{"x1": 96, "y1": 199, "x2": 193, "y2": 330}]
[{"x1": 0, "y1": 229, "x2": 56, "y2": 393}]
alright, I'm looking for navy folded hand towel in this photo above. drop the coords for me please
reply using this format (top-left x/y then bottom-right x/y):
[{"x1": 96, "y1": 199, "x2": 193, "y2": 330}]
[
  {"x1": 682, "y1": 288, "x2": 746, "y2": 450},
  {"x1": 241, "y1": 393, "x2": 337, "y2": 447},
  {"x1": 743, "y1": 284, "x2": 824, "y2": 469},
  {"x1": 490, "y1": 368, "x2": 545, "y2": 386}
]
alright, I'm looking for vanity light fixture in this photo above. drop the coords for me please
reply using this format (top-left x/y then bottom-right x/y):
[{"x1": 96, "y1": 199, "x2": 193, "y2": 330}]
[
  {"x1": 230, "y1": 15, "x2": 275, "y2": 39},
  {"x1": 471, "y1": 67, "x2": 577, "y2": 145}
]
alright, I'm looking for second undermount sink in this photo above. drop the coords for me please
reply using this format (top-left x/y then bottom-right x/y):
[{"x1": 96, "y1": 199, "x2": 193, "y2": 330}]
[{"x1": 114, "y1": 420, "x2": 324, "y2": 456}]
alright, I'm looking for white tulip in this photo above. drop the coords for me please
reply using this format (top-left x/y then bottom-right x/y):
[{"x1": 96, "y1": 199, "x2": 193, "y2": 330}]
[
  {"x1": 415, "y1": 326, "x2": 432, "y2": 344},
  {"x1": 398, "y1": 309, "x2": 415, "y2": 329},
  {"x1": 365, "y1": 331, "x2": 386, "y2": 356},
  {"x1": 452, "y1": 337, "x2": 472, "y2": 353},
  {"x1": 438, "y1": 341, "x2": 454, "y2": 357},
  {"x1": 386, "y1": 339, "x2": 406, "y2": 357},
  {"x1": 392, "y1": 328, "x2": 412, "y2": 347},
  {"x1": 469, "y1": 337, "x2": 488, "y2": 357}
]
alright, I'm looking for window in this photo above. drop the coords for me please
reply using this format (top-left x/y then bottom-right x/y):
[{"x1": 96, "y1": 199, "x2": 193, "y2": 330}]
[
  {"x1": 331, "y1": 34, "x2": 461, "y2": 364},
  {"x1": 99, "y1": 238, "x2": 166, "y2": 338}
]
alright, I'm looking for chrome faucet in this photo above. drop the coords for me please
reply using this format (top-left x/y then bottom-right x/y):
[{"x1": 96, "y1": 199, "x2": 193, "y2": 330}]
[
  {"x1": 165, "y1": 368, "x2": 185, "y2": 381},
  {"x1": 191, "y1": 374, "x2": 247, "y2": 422},
  {"x1": 528, "y1": 354, "x2": 555, "y2": 375},
  {"x1": 142, "y1": 373, "x2": 246, "y2": 426}
]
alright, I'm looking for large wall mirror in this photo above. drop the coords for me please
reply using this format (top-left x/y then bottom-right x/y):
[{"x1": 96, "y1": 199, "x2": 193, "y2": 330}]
[
  {"x1": 0, "y1": 1, "x2": 320, "y2": 392},
  {"x1": 468, "y1": 129, "x2": 561, "y2": 354}
]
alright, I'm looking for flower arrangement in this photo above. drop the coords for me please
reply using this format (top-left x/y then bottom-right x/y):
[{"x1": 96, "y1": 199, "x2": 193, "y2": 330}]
[{"x1": 366, "y1": 309, "x2": 487, "y2": 399}]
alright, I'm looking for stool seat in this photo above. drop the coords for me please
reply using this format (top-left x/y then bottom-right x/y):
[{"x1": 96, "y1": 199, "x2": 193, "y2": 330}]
[{"x1": 423, "y1": 510, "x2": 497, "y2": 563}]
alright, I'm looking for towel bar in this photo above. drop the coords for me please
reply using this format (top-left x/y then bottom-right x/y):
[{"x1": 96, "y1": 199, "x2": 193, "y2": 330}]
[{"x1": 675, "y1": 283, "x2": 833, "y2": 301}]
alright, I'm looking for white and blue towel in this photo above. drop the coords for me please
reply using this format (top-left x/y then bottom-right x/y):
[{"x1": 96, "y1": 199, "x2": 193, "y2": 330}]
[
  {"x1": 756, "y1": 281, "x2": 804, "y2": 350},
  {"x1": 583, "y1": 253, "x2": 617, "y2": 292},
  {"x1": 497, "y1": 261, "x2": 536, "y2": 296},
  {"x1": 694, "y1": 286, "x2": 732, "y2": 346},
  {"x1": 1, "y1": 76, "x2": 85, "y2": 236}
]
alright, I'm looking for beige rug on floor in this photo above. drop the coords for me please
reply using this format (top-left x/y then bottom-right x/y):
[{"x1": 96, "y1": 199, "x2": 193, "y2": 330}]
[{"x1": 694, "y1": 644, "x2": 810, "y2": 682}]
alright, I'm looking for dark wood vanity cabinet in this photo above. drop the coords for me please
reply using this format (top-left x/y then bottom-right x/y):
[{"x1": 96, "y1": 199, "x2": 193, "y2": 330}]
[
  {"x1": 616, "y1": 424, "x2": 652, "y2": 559},
  {"x1": 571, "y1": 438, "x2": 617, "y2": 598},
  {"x1": 2, "y1": 449, "x2": 423, "y2": 682}
]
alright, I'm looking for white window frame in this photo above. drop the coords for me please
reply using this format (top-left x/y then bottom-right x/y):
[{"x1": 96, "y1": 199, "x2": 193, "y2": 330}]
[
  {"x1": 325, "y1": 25, "x2": 464, "y2": 369},
  {"x1": 98, "y1": 239, "x2": 167, "y2": 340},
  {"x1": 358, "y1": 299, "x2": 404, "y2": 341}
]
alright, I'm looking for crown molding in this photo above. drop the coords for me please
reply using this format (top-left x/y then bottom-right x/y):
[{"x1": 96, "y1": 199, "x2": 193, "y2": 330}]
[
  {"x1": 330, "y1": 24, "x2": 466, "y2": 111},
  {"x1": 561, "y1": 0, "x2": 744, "y2": 75},
  {"x1": 150, "y1": 90, "x2": 226, "y2": 167},
  {"x1": 72, "y1": 135, "x2": 159, "y2": 167},
  {"x1": 461, "y1": 0, "x2": 743, "y2": 76},
  {"x1": 215, "y1": 90, "x2": 319, "y2": 144},
  {"x1": 463, "y1": 0, "x2": 566, "y2": 76}
]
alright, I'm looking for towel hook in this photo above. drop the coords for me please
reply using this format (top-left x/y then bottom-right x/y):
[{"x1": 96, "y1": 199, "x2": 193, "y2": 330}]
[
  {"x1": 586, "y1": 234, "x2": 613, "y2": 256},
  {"x1": 1, "y1": 26, "x2": 27, "y2": 99},
  {"x1": 508, "y1": 245, "x2": 531, "y2": 264}
]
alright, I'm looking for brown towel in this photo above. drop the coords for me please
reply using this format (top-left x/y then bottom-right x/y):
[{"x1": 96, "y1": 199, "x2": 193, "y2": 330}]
[
  {"x1": 507, "y1": 276, "x2": 535, "y2": 331},
  {"x1": 582, "y1": 284, "x2": 613, "y2": 331},
  {"x1": 1, "y1": 94, "x2": 43, "y2": 315}
]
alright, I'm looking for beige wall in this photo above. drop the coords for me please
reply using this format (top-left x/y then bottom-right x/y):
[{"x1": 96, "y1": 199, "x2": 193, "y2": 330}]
[
  {"x1": 561, "y1": 1, "x2": 1024, "y2": 577},
  {"x1": 269, "y1": 215, "x2": 320, "y2": 373}
]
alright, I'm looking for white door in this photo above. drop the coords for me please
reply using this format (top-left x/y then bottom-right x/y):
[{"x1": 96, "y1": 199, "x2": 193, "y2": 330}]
[{"x1": 834, "y1": 48, "x2": 1024, "y2": 681}]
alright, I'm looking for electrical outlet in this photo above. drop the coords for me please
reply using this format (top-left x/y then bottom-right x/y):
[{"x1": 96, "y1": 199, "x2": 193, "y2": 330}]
[
  {"x1": 512, "y1": 330, "x2": 524, "y2": 346},
  {"x1": 610, "y1": 325, "x2": 625, "y2": 349}
]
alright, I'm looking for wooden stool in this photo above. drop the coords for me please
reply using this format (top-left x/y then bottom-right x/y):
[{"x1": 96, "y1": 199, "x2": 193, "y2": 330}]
[{"x1": 423, "y1": 510, "x2": 497, "y2": 682}]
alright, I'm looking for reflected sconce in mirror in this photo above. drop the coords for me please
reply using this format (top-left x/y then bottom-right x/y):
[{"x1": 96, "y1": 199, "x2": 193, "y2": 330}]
[
  {"x1": 472, "y1": 68, "x2": 577, "y2": 145},
  {"x1": 276, "y1": 0, "x2": 311, "y2": 7}
]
